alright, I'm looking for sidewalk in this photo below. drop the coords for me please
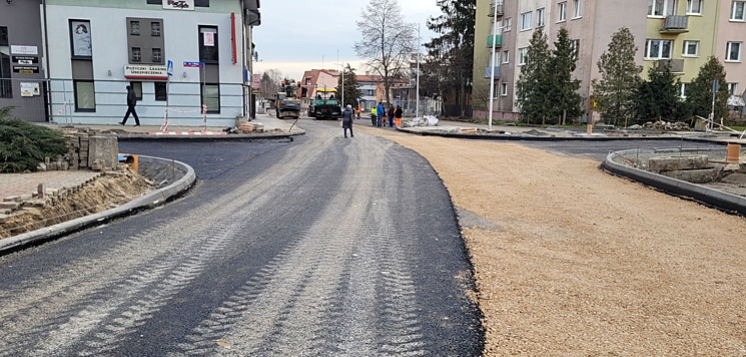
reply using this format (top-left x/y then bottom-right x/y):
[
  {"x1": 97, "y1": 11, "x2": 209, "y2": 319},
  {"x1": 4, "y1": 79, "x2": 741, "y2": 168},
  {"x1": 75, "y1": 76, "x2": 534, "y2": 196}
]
[
  {"x1": 1, "y1": 171, "x2": 101, "y2": 213},
  {"x1": 39, "y1": 114, "x2": 304, "y2": 140}
]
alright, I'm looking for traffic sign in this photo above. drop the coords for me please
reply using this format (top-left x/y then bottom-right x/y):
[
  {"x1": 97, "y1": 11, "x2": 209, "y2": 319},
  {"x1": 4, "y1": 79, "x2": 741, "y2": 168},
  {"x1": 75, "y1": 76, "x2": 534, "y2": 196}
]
[
  {"x1": 167, "y1": 60, "x2": 174, "y2": 76},
  {"x1": 184, "y1": 61, "x2": 204, "y2": 68}
]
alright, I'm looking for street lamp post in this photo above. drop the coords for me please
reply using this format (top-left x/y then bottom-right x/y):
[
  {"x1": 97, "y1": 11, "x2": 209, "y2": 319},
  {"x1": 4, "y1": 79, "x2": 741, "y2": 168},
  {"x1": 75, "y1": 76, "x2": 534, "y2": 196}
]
[
  {"x1": 488, "y1": 1, "x2": 501, "y2": 131},
  {"x1": 416, "y1": 23, "x2": 421, "y2": 118}
]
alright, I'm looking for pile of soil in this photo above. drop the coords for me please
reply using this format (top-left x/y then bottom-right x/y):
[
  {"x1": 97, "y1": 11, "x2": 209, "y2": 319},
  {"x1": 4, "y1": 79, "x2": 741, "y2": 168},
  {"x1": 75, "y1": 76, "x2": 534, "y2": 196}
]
[
  {"x1": 0, "y1": 167, "x2": 152, "y2": 239},
  {"x1": 361, "y1": 126, "x2": 746, "y2": 356}
]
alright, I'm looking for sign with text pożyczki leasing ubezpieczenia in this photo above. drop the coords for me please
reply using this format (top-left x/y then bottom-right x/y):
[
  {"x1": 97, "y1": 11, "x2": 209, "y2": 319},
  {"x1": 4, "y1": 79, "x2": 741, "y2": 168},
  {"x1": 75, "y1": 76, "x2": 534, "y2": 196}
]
[
  {"x1": 124, "y1": 65, "x2": 168, "y2": 80},
  {"x1": 162, "y1": 0, "x2": 194, "y2": 10}
]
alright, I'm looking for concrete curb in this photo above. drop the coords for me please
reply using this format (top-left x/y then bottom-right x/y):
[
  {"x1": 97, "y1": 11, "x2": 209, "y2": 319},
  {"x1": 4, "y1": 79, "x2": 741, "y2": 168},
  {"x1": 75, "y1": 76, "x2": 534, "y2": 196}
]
[
  {"x1": 601, "y1": 148, "x2": 746, "y2": 215},
  {"x1": 0, "y1": 155, "x2": 196, "y2": 254},
  {"x1": 395, "y1": 126, "x2": 707, "y2": 142},
  {"x1": 116, "y1": 130, "x2": 306, "y2": 142}
]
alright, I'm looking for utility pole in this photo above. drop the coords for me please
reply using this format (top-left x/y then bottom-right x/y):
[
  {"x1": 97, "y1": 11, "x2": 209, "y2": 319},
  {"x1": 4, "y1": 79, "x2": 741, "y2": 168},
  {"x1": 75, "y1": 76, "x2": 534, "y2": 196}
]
[
  {"x1": 488, "y1": 1, "x2": 500, "y2": 131},
  {"x1": 416, "y1": 23, "x2": 421, "y2": 118}
]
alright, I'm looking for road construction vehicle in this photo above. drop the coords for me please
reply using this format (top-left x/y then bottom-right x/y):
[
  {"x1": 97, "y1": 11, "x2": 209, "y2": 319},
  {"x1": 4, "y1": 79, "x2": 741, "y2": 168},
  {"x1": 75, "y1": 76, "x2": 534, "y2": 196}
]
[
  {"x1": 275, "y1": 92, "x2": 301, "y2": 119},
  {"x1": 308, "y1": 88, "x2": 341, "y2": 120}
]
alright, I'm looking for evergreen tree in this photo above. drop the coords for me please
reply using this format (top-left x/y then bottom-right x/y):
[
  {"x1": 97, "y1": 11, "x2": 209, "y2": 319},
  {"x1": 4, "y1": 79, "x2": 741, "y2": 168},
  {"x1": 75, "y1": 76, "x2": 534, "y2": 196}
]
[
  {"x1": 633, "y1": 64, "x2": 685, "y2": 122},
  {"x1": 593, "y1": 27, "x2": 642, "y2": 126},
  {"x1": 336, "y1": 64, "x2": 363, "y2": 109},
  {"x1": 425, "y1": 0, "x2": 476, "y2": 117},
  {"x1": 686, "y1": 56, "x2": 729, "y2": 122},
  {"x1": 548, "y1": 28, "x2": 582, "y2": 125},
  {"x1": 516, "y1": 27, "x2": 551, "y2": 124}
]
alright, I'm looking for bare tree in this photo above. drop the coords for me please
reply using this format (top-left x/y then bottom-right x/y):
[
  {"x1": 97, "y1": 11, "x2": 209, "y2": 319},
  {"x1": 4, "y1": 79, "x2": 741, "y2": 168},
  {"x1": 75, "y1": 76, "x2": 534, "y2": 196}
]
[
  {"x1": 259, "y1": 69, "x2": 283, "y2": 99},
  {"x1": 355, "y1": 0, "x2": 415, "y2": 106}
]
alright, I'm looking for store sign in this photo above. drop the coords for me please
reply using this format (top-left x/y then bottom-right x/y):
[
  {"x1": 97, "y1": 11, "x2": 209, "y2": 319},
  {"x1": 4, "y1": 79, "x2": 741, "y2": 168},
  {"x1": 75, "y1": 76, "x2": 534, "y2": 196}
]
[
  {"x1": 124, "y1": 65, "x2": 168, "y2": 80},
  {"x1": 10, "y1": 45, "x2": 38, "y2": 55},
  {"x1": 20, "y1": 83, "x2": 41, "y2": 97},
  {"x1": 12, "y1": 66, "x2": 40, "y2": 74},
  {"x1": 162, "y1": 0, "x2": 195, "y2": 10},
  {"x1": 13, "y1": 56, "x2": 39, "y2": 64}
]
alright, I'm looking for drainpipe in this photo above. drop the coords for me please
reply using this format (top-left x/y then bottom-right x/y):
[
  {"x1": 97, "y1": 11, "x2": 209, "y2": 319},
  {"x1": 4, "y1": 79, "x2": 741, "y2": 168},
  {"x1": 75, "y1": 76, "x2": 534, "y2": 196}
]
[{"x1": 42, "y1": 0, "x2": 52, "y2": 121}]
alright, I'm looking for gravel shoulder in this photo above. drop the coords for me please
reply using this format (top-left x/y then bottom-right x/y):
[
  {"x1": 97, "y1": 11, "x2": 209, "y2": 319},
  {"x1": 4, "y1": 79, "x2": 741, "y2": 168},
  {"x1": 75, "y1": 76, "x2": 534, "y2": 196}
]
[{"x1": 358, "y1": 126, "x2": 746, "y2": 356}]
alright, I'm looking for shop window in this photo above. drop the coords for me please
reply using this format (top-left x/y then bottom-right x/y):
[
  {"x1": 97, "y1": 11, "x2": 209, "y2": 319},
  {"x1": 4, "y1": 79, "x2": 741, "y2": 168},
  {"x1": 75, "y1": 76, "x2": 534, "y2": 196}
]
[
  {"x1": 198, "y1": 26, "x2": 219, "y2": 64},
  {"x1": 0, "y1": 26, "x2": 11, "y2": 98},
  {"x1": 74, "y1": 80, "x2": 96, "y2": 112},
  {"x1": 155, "y1": 82, "x2": 167, "y2": 101},
  {"x1": 201, "y1": 83, "x2": 220, "y2": 113},
  {"x1": 130, "y1": 82, "x2": 142, "y2": 101}
]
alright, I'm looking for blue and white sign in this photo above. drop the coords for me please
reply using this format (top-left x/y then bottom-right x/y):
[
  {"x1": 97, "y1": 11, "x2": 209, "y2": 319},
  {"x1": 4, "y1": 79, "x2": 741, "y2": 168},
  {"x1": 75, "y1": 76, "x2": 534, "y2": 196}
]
[
  {"x1": 167, "y1": 60, "x2": 174, "y2": 76},
  {"x1": 184, "y1": 61, "x2": 204, "y2": 68}
]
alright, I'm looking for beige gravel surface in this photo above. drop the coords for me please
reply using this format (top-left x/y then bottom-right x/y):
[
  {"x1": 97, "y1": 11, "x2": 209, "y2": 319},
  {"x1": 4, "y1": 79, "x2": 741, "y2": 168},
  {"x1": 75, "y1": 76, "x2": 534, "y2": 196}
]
[{"x1": 358, "y1": 126, "x2": 746, "y2": 356}]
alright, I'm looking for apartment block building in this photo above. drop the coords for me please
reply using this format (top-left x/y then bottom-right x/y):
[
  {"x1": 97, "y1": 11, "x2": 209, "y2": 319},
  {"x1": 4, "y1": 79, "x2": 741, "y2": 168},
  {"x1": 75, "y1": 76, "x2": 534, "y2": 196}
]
[{"x1": 472, "y1": 0, "x2": 746, "y2": 121}]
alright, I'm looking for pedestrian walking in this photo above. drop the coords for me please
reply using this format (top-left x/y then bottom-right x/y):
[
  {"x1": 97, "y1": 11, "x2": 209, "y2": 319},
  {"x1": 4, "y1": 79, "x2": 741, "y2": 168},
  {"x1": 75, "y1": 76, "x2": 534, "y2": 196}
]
[
  {"x1": 388, "y1": 105, "x2": 395, "y2": 127},
  {"x1": 371, "y1": 106, "x2": 377, "y2": 126},
  {"x1": 342, "y1": 104, "x2": 354, "y2": 138},
  {"x1": 376, "y1": 102, "x2": 384, "y2": 127},
  {"x1": 395, "y1": 105, "x2": 403, "y2": 127},
  {"x1": 119, "y1": 85, "x2": 140, "y2": 126}
]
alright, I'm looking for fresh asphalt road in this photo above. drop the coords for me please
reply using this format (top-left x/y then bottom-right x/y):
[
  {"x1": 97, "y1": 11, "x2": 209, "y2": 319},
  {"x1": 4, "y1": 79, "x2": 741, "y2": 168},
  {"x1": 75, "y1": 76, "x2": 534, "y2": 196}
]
[{"x1": 0, "y1": 119, "x2": 483, "y2": 356}]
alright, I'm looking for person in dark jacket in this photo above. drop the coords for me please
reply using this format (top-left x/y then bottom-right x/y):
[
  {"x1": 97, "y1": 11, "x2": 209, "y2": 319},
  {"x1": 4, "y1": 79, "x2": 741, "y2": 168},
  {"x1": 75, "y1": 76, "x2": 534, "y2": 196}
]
[
  {"x1": 395, "y1": 105, "x2": 403, "y2": 127},
  {"x1": 119, "y1": 85, "x2": 140, "y2": 126},
  {"x1": 342, "y1": 104, "x2": 354, "y2": 138},
  {"x1": 388, "y1": 105, "x2": 395, "y2": 127}
]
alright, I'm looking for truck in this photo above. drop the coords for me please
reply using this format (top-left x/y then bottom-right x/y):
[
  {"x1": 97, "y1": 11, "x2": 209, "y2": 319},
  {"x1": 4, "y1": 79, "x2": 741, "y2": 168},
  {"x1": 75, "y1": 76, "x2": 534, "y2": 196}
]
[
  {"x1": 274, "y1": 92, "x2": 301, "y2": 120},
  {"x1": 308, "y1": 88, "x2": 341, "y2": 120}
]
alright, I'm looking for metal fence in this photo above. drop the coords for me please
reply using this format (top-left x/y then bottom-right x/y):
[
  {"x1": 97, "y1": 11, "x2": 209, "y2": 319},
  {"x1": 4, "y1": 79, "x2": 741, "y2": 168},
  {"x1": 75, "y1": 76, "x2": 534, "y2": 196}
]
[
  {"x1": 0, "y1": 78, "x2": 50, "y2": 122},
  {"x1": 0, "y1": 78, "x2": 250, "y2": 126}
]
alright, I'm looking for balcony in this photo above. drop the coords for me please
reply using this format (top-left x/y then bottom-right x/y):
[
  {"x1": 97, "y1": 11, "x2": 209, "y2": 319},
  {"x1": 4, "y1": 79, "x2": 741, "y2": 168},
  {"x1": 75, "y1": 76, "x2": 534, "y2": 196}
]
[
  {"x1": 660, "y1": 15, "x2": 688, "y2": 33},
  {"x1": 488, "y1": 1, "x2": 504, "y2": 17},
  {"x1": 658, "y1": 59, "x2": 685, "y2": 73},
  {"x1": 487, "y1": 35, "x2": 502, "y2": 48},
  {"x1": 484, "y1": 66, "x2": 501, "y2": 79}
]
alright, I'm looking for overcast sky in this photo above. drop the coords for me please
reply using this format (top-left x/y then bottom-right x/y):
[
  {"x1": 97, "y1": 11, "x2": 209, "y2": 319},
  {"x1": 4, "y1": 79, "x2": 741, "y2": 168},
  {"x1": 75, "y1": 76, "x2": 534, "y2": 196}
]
[{"x1": 253, "y1": 0, "x2": 441, "y2": 81}]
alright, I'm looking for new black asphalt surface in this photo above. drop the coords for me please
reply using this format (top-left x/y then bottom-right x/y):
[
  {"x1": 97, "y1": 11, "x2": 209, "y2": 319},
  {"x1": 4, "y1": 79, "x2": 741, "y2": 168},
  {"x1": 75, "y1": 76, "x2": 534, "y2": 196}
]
[{"x1": 0, "y1": 120, "x2": 483, "y2": 356}]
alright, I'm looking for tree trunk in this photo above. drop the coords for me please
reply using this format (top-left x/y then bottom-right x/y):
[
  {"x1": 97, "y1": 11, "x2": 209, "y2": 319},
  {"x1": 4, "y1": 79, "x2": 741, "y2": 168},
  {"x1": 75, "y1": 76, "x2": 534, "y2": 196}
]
[{"x1": 563, "y1": 110, "x2": 567, "y2": 126}]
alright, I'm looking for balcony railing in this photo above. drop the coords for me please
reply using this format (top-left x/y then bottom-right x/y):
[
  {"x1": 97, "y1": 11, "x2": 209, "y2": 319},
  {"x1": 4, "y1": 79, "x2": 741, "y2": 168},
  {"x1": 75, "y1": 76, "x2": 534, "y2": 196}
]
[
  {"x1": 484, "y1": 66, "x2": 501, "y2": 79},
  {"x1": 487, "y1": 34, "x2": 502, "y2": 48},
  {"x1": 660, "y1": 15, "x2": 689, "y2": 33},
  {"x1": 658, "y1": 59, "x2": 685, "y2": 73},
  {"x1": 488, "y1": 1, "x2": 504, "y2": 17}
]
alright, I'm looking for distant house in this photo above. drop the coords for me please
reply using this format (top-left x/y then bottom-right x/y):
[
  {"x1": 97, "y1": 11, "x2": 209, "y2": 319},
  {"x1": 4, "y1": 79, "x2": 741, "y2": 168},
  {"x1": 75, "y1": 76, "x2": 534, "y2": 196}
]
[
  {"x1": 299, "y1": 69, "x2": 340, "y2": 110},
  {"x1": 357, "y1": 74, "x2": 409, "y2": 112}
]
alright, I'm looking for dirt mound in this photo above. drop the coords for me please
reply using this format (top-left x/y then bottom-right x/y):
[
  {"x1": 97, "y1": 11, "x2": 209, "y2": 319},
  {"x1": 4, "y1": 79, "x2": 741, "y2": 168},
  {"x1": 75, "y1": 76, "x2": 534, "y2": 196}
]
[{"x1": 0, "y1": 167, "x2": 152, "y2": 239}]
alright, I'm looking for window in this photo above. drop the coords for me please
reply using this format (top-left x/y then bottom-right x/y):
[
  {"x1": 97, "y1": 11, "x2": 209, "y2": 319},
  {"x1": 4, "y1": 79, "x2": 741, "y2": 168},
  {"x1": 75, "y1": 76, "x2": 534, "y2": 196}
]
[
  {"x1": 0, "y1": 26, "x2": 11, "y2": 98},
  {"x1": 195, "y1": 0, "x2": 210, "y2": 7},
  {"x1": 536, "y1": 8, "x2": 546, "y2": 26},
  {"x1": 130, "y1": 21, "x2": 140, "y2": 35},
  {"x1": 728, "y1": 83, "x2": 739, "y2": 96},
  {"x1": 503, "y1": 17, "x2": 512, "y2": 31},
  {"x1": 680, "y1": 83, "x2": 689, "y2": 98},
  {"x1": 305, "y1": 78, "x2": 311, "y2": 85},
  {"x1": 727, "y1": 42, "x2": 742, "y2": 61},
  {"x1": 645, "y1": 39, "x2": 673, "y2": 59},
  {"x1": 152, "y1": 48, "x2": 162, "y2": 63},
  {"x1": 74, "y1": 80, "x2": 96, "y2": 112},
  {"x1": 518, "y1": 47, "x2": 528, "y2": 65},
  {"x1": 520, "y1": 12, "x2": 532, "y2": 30},
  {"x1": 155, "y1": 82, "x2": 167, "y2": 101},
  {"x1": 687, "y1": 0, "x2": 703, "y2": 14},
  {"x1": 201, "y1": 84, "x2": 220, "y2": 113},
  {"x1": 198, "y1": 26, "x2": 219, "y2": 63},
  {"x1": 558, "y1": 2, "x2": 567, "y2": 21},
  {"x1": 732, "y1": 1, "x2": 745, "y2": 20},
  {"x1": 573, "y1": 0, "x2": 582, "y2": 18},
  {"x1": 501, "y1": 82, "x2": 508, "y2": 96},
  {"x1": 571, "y1": 39, "x2": 580, "y2": 59},
  {"x1": 151, "y1": 22, "x2": 161, "y2": 36},
  {"x1": 131, "y1": 47, "x2": 142, "y2": 62},
  {"x1": 648, "y1": 0, "x2": 677, "y2": 17},
  {"x1": 502, "y1": 50, "x2": 510, "y2": 63},
  {"x1": 130, "y1": 82, "x2": 142, "y2": 101},
  {"x1": 146, "y1": 0, "x2": 160, "y2": 4},
  {"x1": 683, "y1": 40, "x2": 700, "y2": 56}
]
